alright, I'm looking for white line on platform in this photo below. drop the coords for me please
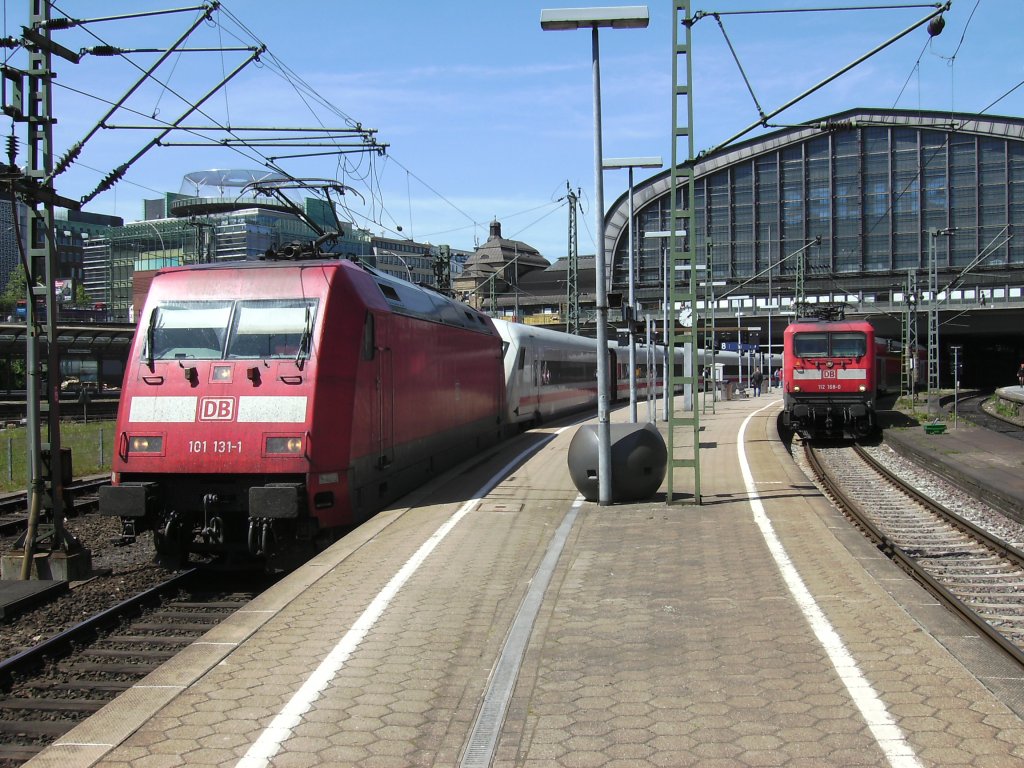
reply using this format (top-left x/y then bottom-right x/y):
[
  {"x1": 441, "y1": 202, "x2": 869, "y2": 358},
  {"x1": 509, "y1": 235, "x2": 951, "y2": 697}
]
[
  {"x1": 235, "y1": 431, "x2": 564, "y2": 768},
  {"x1": 460, "y1": 493, "x2": 584, "y2": 767},
  {"x1": 737, "y1": 402, "x2": 924, "y2": 768}
]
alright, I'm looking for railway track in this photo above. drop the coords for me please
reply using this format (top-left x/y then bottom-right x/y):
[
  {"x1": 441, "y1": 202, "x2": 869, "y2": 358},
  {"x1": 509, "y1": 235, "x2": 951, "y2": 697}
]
[
  {"x1": 802, "y1": 439, "x2": 1024, "y2": 670},
  {"x1": 0, "y1": 477, "x2": 109, "y2": 536},
  {"x1": 0, "y1": 569, "x2": 269, "y2": 766},
  {"x1": 956, "y1": 390, "x2": 1024, "y2": 440}
]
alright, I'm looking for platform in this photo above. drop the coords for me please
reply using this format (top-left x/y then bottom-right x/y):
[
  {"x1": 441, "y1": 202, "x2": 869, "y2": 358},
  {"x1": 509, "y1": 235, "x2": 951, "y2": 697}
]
[
  {"x1": 884, "y1": 418, "x2": 1024, "y2": 517},
  {"x1": 24, "y1": 394, "x2": 1024, "y2": 767},
  {"x1": 0, "y1": 578, "x2": 67, "y2": 620}
]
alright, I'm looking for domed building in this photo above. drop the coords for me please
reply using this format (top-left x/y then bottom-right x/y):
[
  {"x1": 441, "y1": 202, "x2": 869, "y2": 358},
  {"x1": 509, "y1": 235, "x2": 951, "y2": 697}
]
[{"x1": 455, "y1": 220, "x2": 549, "y2": 315}]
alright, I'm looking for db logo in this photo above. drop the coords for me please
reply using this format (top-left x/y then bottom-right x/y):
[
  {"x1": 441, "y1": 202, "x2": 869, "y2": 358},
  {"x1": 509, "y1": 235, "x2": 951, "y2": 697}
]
[
  {"x1": 822, "y1": 369, "x2": 837, "y2": 379},
  {"x1": 199, "y1": 397, "x2": 235, "y2": 421}
]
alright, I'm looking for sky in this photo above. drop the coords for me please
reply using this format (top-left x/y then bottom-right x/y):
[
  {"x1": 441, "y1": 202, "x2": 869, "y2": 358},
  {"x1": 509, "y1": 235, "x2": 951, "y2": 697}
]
[{"x1": 3, "y1": 1, "x2": 1022, "y2": 261}]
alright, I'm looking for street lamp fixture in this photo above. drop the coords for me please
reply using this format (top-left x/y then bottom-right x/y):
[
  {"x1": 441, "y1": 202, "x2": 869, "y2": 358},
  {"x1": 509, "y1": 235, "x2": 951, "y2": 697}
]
[
  {"x1": 540, "y1": 7, "x2": 650, "y2": 30},
  {"x1": 604, "y1": 155, "x2": 662, "y2": 423},
  {"x1": 541, "y1": 5, "x2": 649, "y2": 506}
]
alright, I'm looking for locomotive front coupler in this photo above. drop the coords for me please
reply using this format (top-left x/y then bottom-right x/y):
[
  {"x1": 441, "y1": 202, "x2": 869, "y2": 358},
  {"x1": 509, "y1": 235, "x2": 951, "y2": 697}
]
[
  {"x1": 201, "y1": 493, "x2": 226, "y2": 545},
  {"x1": 247, "y1": 517, "x2": 278, "y2": 558}
]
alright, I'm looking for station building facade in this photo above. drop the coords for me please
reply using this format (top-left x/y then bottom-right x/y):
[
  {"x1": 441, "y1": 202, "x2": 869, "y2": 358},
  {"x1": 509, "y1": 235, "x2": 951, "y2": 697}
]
[{"x1": 603, "y1": 108, "x2": 1024, "y2": 322}]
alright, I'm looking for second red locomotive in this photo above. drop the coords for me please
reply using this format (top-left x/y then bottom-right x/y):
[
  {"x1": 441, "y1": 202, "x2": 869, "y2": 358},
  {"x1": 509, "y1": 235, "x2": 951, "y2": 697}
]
[{"x1": 782, "y1": 313, "x2": 903, "y2": 440}]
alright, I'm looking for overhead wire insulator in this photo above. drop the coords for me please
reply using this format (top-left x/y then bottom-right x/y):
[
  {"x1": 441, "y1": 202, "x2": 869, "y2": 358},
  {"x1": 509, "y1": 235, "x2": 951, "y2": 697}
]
[
  {"x1": 87, "y1": 45, "x2": 122, "y2": 57},
  {"x1": 53, "y1": 141, "x2": 82, "y2": 176},
  {"x1": 90, "y1": 163, "x2": 129, "y2": 198},
  {"x1": 43, "y1": 18, "x2": 76, "y2": 30},
  {"x1": 6, "y1": 133, "x2": 18, "y2": 164}
]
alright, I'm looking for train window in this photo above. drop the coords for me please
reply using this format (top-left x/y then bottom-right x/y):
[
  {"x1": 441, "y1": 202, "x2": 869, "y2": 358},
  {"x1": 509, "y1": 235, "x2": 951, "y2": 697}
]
[
  {"x1": 792, "y1": 333, "x2": 828, "y2": 358},
  {"x1": 544, "y1": 359, "x2": 597, "y2": 386},
  {"x1": 226, "y1": 299, "x2": 318, "y2": 360},
  {"x1": 362, "y1": 313, "x2": 375, "y2": 360},
  {"x1": 147, "y1": 302, "x2": 231, "y2": 360},
  {"x1": 830, "y1": 332, "x2": 867, "y2": 358}
]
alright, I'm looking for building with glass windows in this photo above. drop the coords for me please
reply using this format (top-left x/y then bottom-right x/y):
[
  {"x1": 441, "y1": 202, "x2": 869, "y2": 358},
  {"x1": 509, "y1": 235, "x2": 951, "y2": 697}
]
[
  {"x1": 599, "y1": 108, "x2": 1024, "y2": 385},
  {"x1": 82, "y1": 170, "x2": 459, "y2": 321},
  {"x1": 0, "y1": 200, "x2": 30, "y2": 300}
]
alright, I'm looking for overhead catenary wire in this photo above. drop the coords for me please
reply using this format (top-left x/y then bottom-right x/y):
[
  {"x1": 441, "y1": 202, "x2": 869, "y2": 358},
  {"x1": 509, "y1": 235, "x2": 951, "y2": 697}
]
[
  {"x1": 42, "y1": 1, "x2": 386, "y2": 219},
  {"x1": 201, "y1": 5, "x2": 577, "y2": 249},
  {"x1": 696, "y1": 3, "x2": 951, "y2": 156},
  {"x1": 5, "y1": 2, "x2": 624, "y2": 256}
]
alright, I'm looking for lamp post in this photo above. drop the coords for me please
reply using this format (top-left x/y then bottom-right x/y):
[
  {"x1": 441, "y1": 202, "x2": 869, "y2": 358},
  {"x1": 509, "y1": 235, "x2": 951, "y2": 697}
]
[
  {"x1": 766, "y1": 225, "x2": 773, "y2": 390},
  {"x1": 644, "y1": 229, "x2": 682, "y2": 421},
  {"x1": 541, "y1": 5, "x2": 649, "y2": 506},
  {"x1": 604, "y1": 155, "x2": 662, "y2": 423},
  {"x1": 736, "y1": 311, "x2": 744, "y2": 390},
  {"x1": 950, "y1": 345, "x2": 962, "y2": 429}
]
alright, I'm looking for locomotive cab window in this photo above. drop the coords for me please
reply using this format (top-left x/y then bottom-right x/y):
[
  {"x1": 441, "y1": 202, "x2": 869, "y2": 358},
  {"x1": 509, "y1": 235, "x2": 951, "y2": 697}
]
[
  {"x1": 792, "y1": 333, "x2": 828, "y2": 358},
  {"x1": 226, "y1": 300, "x2": 318, "y2": 360},
  {"x1": 146, "y1": 302, "x2": 231, "y2": 360},
  {"x1": 830, "y1": 332, "x2": 867, "y2": 358}
]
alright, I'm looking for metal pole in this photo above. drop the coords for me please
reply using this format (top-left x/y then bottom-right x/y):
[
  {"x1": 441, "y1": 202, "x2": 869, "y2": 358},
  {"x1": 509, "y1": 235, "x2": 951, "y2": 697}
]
[
  {"x1": 23, "y1": 0, "x2": 68, "y2": 576},
  {"x1": 590, "y1": 26, "x2": 612, "y2": 505},
  {"x1": 951, "y1": 345, "x2": 961, "y2": 429},
  {"x1": 627, "y1": 166, "x2": 637, "y2": 423},
  {"x1": 662, "y1": 244, "x2": 669, "y2": 421},
  {"x1": 737, "y1": 311, "x2": 743, "y2": 391},
  {"x1": 767, "y1": 229, "x2": 773, "y2": 390},
  {"x1": 928, "y1": 231, "x2": 937, "y2": 415},
  {"x1": 710, "y1": 286, "x2": 717, "y2": 403},
  {"x1": 646, "y1": 316, "x2": 654, "y2": 422}
]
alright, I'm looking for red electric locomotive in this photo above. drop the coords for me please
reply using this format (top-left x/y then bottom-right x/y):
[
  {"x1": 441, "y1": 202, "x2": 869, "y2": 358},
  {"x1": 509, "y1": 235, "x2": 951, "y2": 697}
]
[
  {"x1": 100, "y1": 256, "x2": 505, "y2": 567},
  {"x1": 782, "y1": 312, "x2": 894, "y2": 439}
]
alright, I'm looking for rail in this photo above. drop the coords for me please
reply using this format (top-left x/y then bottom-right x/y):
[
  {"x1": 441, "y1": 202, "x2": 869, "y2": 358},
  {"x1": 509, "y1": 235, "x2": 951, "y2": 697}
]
[{"x1": 803, "y1": 440, "x2": 1024, "y2": 670}]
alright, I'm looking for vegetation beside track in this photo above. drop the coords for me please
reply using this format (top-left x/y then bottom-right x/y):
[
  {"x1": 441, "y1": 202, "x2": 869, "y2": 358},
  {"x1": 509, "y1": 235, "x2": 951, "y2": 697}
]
[{"x1": 0, "y1": 420, "x2": 114, "y2": 493}]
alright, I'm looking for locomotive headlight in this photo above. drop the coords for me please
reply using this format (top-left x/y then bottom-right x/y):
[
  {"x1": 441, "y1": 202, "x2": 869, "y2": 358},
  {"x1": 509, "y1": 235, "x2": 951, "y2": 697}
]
[
  {"x1": 859, "y1": 385, "x2": 867, "y2": 392},
  {"x1": 266, "y1": 436, "x2": 303, "y2": 454},
  {"x1": 129, "y1": 435, "x2": 163, "y2": 453},
  {"x1": 793, "y1": 385, "x2": 801, "y2": 393}
]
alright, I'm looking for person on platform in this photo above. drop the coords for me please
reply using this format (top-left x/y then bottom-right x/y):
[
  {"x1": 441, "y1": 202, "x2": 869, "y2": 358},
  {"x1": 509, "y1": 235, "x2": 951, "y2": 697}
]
[
  {"x1": 1017, "y1": 361, "x2": 1024, "y2": 388},
  {"x1": 752, "y1": 369, "x2": 764, "y2": 397}
]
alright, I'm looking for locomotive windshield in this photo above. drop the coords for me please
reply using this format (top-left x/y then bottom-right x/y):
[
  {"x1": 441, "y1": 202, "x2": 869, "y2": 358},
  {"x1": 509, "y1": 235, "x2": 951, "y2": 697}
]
[
  {"x1": 792, "y1": 331, "x2": 867, "y2": 359},
  {"x1": 830, "y1": 332, "x2": 867, "y2": 358},
  {"x1": 148, "y1": 301, "x2": 231, "y2": 360},
  {"x1": 792, "y1": 333, "x2": 828, "y2": 358},
  {"x1": 227, "y1": 300, "x2": 317, "y2": 359},
  {"x1": 144, "y1": 298, "x2": 318, "y2": 360}
]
